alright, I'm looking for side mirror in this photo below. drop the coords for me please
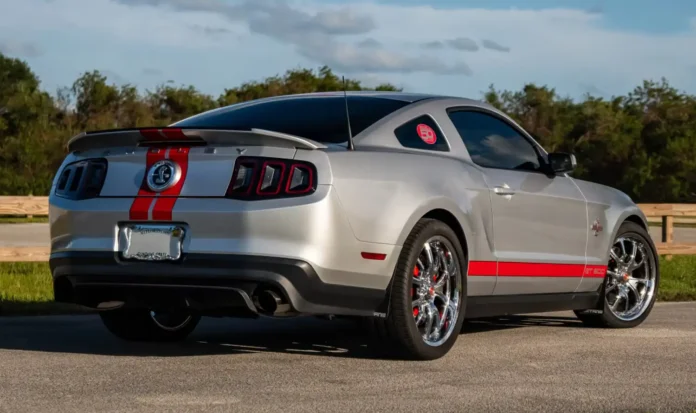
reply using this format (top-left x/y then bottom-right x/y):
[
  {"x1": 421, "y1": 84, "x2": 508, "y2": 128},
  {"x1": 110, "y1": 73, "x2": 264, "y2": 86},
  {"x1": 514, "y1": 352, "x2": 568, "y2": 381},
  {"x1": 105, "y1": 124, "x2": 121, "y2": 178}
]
[{"x1": 547, "y1": 152, "x2": 576, "y2": 174}]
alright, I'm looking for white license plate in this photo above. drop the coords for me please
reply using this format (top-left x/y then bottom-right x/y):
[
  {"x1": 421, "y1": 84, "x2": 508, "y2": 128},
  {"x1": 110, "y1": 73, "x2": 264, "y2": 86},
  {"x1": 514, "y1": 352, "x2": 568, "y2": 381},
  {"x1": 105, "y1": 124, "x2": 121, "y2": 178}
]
[{"x1": 119, "y1": 224, "x2": 185, "y2": 261}]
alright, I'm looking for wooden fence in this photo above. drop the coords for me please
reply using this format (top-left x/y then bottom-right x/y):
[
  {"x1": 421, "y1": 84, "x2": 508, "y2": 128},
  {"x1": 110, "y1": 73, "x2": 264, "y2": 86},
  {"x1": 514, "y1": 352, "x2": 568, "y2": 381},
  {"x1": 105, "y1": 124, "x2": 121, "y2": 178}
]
[
  {"x1": 0, "y1": 196, "x2": 694, "y2": 262},
  {"x1": 639, "y1": 204, "x2": 696, "y2": 257}
]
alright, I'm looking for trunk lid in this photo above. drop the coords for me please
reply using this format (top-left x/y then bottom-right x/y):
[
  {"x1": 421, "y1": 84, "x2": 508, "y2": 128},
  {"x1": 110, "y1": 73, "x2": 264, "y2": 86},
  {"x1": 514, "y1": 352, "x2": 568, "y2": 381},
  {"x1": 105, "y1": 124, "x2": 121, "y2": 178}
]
[{"x1": 69, "y1": 128, "x2": 323, "y2": 197}]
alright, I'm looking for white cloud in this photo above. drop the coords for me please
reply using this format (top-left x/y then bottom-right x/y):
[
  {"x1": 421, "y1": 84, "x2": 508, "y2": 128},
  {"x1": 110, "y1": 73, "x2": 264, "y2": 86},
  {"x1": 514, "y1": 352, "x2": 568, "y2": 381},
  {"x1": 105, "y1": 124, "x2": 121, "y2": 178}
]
[
  {"x1": 481, "y1": 39, "x2": 510, "y2": 53},
  {"x1": 447, "y1": 38, "x2": 479, "y2": 52},
  {"x1": 357, "y1": 38, "x2": 383, "y2": 49},
  {"x1": 109, "y1": 0, "x2": 468, "y2": 75},
  {"x1": 0, "y1": 0, "x2": 240, "y2": 49},
  {"x1": 421, "y1": 41, "x2": 445, "y2": 50},
  {"x1": 309, "y1": 8, "x2": 376, "y2": 35}
]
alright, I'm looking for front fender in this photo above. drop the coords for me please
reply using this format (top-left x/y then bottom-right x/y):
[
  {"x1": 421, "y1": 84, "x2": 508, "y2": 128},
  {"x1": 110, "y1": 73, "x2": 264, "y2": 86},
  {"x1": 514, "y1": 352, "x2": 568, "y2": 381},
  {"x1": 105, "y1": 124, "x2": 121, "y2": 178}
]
[{"x1": 604, "y1": 206, "x2": 653, "y2": 260}]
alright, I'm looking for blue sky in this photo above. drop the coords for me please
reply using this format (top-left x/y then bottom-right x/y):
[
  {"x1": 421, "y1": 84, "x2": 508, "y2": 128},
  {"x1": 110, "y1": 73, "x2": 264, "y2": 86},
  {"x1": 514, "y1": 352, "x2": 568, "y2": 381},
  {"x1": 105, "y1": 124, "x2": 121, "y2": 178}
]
[{"x1": 1, "y1": 0, "x2": 696, "y2": 101}]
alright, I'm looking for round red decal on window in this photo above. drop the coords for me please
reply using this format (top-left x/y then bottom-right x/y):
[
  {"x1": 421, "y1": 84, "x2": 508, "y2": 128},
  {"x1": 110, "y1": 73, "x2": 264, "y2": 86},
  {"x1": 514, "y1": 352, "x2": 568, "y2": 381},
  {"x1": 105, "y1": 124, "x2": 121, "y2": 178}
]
[{"x1": 417, "y1": 124, "x2": 436, "y2": 144}]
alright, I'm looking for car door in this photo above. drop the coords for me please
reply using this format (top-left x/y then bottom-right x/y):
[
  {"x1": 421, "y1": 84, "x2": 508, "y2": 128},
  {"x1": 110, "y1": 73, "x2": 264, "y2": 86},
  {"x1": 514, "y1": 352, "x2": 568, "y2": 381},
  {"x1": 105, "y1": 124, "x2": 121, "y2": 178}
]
[{"x1": 447, "y1": 109, "x2": 588, "y2": 295}]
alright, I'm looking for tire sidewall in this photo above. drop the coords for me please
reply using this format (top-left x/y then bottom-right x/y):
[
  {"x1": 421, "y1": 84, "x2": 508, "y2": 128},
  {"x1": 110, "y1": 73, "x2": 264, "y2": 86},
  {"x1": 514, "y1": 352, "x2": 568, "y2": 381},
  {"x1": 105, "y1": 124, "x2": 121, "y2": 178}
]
[{"x1": 391, "y1": 220, "x2": 467, "y2": 359}]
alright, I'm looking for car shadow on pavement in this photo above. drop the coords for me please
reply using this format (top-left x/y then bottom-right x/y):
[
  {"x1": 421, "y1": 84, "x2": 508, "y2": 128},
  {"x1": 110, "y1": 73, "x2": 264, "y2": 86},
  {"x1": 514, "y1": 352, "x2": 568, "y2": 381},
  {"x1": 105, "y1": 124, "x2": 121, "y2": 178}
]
[
  {"x1": 0, "y1": 313, "x2": 585, "y2": 360},
  {"x1": 463, "y1": 314, "x2": 584, "y2": 334}
]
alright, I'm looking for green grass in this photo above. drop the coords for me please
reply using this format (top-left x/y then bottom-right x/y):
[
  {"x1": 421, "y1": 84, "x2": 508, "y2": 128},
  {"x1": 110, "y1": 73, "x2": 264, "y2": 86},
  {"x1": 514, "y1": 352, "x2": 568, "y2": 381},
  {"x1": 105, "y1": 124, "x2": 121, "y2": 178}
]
[
  {"x1": 0, "y1": 216, "x2": 49, "y2": 224},
  {"x1": 0, "y1": 262, "x2": 88, "y2": 315},
  {"x1": 0, "y1": 256, "x2": 694, "y2": 316},
  {"x1": 658, "y1": 255, "x2": 696, "y2": 301}
]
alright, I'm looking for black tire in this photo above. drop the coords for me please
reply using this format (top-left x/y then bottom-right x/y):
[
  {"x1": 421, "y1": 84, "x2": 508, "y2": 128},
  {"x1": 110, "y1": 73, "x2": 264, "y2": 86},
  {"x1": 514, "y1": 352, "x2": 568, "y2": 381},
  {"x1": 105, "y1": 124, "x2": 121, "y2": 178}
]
[
  {"x1": 369, "y1": 218, "x2": 467, "y2": 360},
  {"x1": 100, "y1": 308, "x2": 200, "y2": 342},
  {"x1": 575, "y1": 221, "x2": 659, "y2": 328}
]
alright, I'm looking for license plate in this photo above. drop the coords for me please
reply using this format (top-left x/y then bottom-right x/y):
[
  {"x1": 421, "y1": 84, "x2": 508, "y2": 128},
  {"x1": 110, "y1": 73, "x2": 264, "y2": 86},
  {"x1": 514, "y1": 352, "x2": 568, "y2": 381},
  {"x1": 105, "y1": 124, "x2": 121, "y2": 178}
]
[{"x1": 119, "y1": 224, "x2": 185, "y2": 261}]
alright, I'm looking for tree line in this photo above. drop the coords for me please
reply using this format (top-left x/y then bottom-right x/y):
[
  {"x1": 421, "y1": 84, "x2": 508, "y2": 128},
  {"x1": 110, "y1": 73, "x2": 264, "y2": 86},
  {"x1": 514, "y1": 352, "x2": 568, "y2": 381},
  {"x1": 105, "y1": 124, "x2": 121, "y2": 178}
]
[{"x1": 0, "y1": 52, "x2": 694, "y2": 202}]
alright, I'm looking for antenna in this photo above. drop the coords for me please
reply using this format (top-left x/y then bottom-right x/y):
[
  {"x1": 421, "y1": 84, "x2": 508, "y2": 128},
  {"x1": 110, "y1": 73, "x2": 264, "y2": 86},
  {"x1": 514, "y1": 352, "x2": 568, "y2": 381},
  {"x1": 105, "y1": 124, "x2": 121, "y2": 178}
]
[{"x1": 342, "y1": 76, "x2": 355, "y2": 151}]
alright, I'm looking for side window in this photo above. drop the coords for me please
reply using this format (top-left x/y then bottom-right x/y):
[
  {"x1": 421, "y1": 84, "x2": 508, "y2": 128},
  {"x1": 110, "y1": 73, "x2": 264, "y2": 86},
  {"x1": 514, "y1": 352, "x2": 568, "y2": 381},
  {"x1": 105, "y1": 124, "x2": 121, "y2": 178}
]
[
  {"x1": 448, "y1": 110, "x2": 543, "y2": 172},
  {"x1": 394, "y1": 115, "x2": 449, "y2": 152}
]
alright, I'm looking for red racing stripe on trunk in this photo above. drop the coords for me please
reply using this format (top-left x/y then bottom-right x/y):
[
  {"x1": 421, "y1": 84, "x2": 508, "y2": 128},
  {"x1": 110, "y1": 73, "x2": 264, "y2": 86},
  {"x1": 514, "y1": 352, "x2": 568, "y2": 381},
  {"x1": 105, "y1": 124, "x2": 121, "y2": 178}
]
[
  {"x1": 468, "y1": 261, "x2": 608, "y2": 278},
  {"x1": 160, "y1": 128, "x2": 188, "y2": 140},
  {"x1": 129, "y1": 147, "x2": 166, "y2": 220},
  {"x1": 139, "y1": 129, "x2": 164, "y2": 140},
  {"x1": 152, "y1": 147, "x2": 190, "y2": 221}
]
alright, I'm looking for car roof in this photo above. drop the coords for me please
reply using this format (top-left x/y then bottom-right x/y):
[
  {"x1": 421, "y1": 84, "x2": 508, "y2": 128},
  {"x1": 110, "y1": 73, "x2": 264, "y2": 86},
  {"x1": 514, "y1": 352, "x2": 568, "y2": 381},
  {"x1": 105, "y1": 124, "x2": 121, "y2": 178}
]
[{"x1": 254, "y1": 91, "x2": 482, "y2": 104}]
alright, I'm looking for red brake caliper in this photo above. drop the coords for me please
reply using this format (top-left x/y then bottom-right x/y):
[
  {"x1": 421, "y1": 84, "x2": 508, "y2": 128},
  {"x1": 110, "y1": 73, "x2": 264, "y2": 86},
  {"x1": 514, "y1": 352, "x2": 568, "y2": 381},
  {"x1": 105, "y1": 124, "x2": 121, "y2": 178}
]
[{"x1": 412, "y1": 266, "x2": 420, "y2": 317}]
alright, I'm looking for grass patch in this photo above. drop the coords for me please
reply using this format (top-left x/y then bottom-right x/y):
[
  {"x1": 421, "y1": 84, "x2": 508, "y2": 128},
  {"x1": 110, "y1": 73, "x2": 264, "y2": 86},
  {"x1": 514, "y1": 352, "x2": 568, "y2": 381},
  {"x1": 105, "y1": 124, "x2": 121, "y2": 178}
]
[
  {"x1": 0, "y1": 256, "x2": 694, "y2": 316},
  {"x1": 0, "y1": 262, "x2": 87, "y2": 316},
  {"x1": 658, "y1": 255, "x2": 696, "y2": 301},
  {"x1": 0, "y1": 216, "x2": 49, "y2": 224}
]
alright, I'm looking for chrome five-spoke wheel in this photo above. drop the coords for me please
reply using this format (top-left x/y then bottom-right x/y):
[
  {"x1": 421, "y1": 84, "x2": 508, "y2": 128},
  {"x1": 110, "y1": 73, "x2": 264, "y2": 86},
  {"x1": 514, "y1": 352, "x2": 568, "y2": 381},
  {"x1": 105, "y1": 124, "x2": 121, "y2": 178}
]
[
  {"x1": 605, "y1": 236, "x2": 657, "y2": 322},
  {"x1": 411, "y1": 236, "x2": 462, "y2": 347}
]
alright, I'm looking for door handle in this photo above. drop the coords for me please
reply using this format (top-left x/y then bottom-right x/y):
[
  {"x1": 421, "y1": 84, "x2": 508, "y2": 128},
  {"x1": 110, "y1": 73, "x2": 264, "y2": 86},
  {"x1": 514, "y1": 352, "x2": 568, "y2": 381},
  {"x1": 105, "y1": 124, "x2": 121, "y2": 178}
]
[{"x1": 493, "y1": 184, "x2": 515, "y2": 196}]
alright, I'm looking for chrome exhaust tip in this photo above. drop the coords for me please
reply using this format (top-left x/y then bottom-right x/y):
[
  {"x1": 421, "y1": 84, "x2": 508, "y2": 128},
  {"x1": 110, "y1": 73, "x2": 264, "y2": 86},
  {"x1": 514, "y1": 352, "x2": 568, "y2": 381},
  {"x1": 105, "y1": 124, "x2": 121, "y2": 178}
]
[{"x1": 254, "y1": 289, "x2": 291, "y2": 315}]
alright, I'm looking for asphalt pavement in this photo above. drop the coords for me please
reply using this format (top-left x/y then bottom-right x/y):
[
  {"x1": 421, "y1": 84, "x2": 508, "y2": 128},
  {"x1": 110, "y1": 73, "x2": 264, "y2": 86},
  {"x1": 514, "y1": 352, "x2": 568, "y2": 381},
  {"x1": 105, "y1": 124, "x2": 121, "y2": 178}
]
[{"x1": 0, "y1": 302, "x2": 695, "y2": 412}]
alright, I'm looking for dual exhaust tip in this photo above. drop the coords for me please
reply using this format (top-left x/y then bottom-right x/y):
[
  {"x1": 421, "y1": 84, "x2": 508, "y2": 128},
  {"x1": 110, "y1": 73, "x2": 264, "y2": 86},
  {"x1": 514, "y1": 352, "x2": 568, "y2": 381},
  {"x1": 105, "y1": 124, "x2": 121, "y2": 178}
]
[{"x1": 253, "y1": 288, "x2": 291, "y2": 315}]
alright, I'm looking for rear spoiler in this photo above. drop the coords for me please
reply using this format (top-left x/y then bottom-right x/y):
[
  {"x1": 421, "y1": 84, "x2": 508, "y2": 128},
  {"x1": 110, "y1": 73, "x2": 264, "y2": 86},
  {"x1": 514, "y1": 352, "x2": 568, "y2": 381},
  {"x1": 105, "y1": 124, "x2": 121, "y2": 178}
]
[{"x1": 67, "y1": 127, "x2": 328, "y2": 152}]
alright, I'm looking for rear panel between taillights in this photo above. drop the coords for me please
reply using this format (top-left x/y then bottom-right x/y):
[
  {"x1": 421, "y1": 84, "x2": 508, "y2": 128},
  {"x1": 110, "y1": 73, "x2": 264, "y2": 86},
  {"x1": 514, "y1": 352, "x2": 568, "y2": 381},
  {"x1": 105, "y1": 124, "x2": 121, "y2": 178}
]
[{"x1": 93, "y1": 145, "x2": 301, "y2": 198}]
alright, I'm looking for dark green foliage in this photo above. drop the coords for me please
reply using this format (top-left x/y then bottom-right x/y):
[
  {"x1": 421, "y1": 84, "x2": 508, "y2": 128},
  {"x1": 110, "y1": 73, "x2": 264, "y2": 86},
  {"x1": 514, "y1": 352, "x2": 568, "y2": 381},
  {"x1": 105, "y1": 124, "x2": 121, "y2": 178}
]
[
  {"x1": 484, "y1": 81, "x2": 696, "y2": 202},
  {"x1": 0, "y1": 52, "x2": 693, "y2": 202}
]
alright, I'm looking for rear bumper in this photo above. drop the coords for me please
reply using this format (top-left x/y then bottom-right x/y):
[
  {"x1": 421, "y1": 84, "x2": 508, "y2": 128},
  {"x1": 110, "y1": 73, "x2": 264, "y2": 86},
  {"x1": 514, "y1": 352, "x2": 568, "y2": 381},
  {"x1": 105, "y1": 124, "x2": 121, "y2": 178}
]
[{"x1": 50, "y1": 251, "x2": 388, "y2": 317}]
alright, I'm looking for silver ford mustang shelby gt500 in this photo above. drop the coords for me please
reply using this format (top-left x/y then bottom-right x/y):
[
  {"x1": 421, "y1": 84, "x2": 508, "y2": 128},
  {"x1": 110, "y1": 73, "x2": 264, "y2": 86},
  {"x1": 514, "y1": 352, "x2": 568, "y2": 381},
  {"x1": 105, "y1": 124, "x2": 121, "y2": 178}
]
[{"x1": 49, "y1": 92, "x2": 659, "y2": 360}]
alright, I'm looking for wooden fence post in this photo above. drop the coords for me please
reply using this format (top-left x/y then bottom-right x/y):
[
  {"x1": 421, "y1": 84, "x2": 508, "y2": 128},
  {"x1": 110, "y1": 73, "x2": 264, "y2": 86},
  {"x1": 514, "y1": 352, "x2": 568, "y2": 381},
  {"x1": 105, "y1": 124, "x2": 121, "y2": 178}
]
[{"x1": 662, "y1": 215, "x2": 674, "y2": 261}]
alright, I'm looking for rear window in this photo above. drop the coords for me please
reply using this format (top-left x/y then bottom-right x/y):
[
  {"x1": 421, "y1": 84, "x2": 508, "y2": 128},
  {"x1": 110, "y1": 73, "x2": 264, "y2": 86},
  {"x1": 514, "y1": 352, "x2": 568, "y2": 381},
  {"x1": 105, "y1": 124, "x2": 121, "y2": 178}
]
[{"x1": 174, "y1": 96, "x2": 411, "y2": 144}]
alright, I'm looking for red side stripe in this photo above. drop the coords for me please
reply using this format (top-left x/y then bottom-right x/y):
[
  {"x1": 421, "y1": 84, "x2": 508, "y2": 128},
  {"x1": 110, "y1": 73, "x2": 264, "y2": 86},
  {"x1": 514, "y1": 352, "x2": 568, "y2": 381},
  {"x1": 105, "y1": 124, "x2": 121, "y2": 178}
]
[
  {"x1": 129, "y1": 148, "x2": 166, "y2": 220},
  {"x1": 152, "y1": 147, "x2": 190, "y2": 221},
  {"x1": 498, "y1": 262, "x2": 585, "y2": 277},
  {"x1": 468, "y1": 261, "x2": 607, "y2": 278},
  {"x1": 468, "y1": 261, "x2": 497, "y2": 276}
]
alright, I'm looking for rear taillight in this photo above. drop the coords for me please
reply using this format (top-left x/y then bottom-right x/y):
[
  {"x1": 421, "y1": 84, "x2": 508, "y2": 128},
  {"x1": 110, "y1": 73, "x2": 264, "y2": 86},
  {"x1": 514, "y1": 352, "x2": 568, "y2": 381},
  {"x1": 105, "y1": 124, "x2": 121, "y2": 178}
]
[
  {"x1": 226, "y1": 156, "x2": 316, "y2": 200},
  {"x1": 55, "y1": 158, "x2": 108, "y2": 200}
]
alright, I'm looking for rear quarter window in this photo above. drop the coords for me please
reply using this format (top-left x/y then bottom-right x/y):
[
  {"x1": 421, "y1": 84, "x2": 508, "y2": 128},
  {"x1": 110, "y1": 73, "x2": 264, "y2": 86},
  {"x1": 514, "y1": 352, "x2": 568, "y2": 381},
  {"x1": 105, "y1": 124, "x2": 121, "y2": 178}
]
[{"x1": 394, "y1": 115, "x2": 449, "y2": 152}]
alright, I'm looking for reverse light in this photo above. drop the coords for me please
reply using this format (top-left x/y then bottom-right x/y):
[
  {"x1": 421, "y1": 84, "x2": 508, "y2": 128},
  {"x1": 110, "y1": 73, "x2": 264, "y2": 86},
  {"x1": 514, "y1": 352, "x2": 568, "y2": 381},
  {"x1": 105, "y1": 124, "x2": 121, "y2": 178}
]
[
  {"x1": 226, "y1": 156, "x2": 316, "y2": 200},
  {"x1": 257, "y1": 162, "x2": 286, "y2": 195}
]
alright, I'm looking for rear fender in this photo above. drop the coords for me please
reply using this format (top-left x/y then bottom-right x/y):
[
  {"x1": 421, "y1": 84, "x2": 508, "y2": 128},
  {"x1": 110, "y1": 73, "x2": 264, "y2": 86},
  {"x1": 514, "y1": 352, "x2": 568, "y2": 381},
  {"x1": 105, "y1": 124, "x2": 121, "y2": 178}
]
[{"x1": 394, "y1": 196, "x2": 475, "y2": 254}]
